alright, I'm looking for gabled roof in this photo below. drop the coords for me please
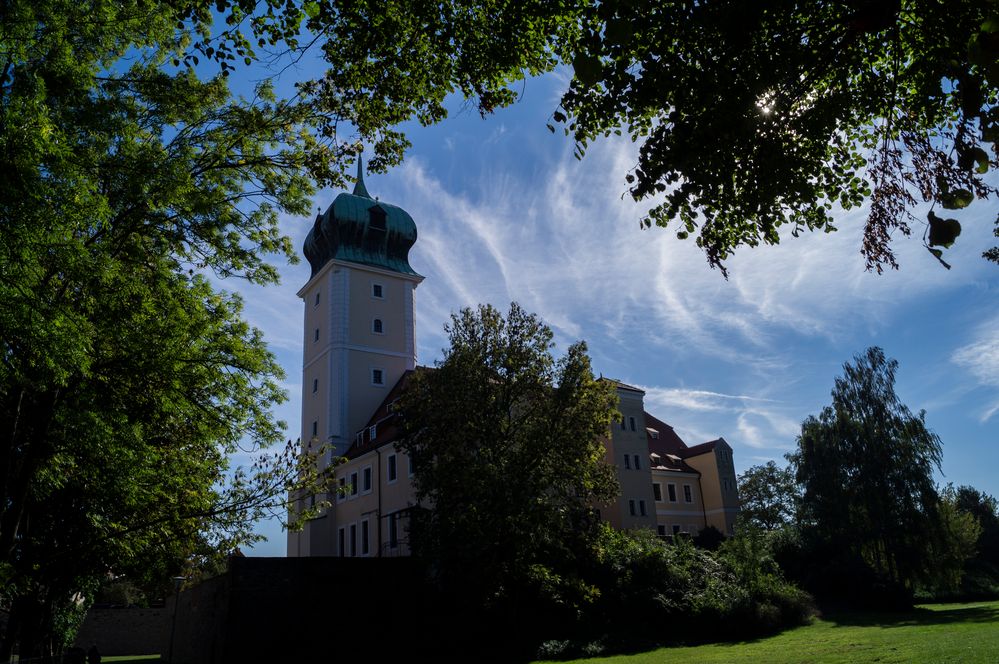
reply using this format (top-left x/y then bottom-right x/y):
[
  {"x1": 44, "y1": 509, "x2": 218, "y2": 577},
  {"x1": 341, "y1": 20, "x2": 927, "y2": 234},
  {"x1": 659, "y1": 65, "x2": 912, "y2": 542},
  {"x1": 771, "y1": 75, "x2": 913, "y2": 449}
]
[
  {"x1": 677, "y1": 439, "x2": 719, "y2": 459},
  {"x1": 343, "y1": 369, "x2": 422, "y2": 459},
  {"x1": 600, "y1": 377, "x2": 645, "y2": 394},
  {"x1": 649, "y1": 451, "x2": 699, "y2": 474},
  {"x1": 644, "y1": 411, "x2": 688, "y2": 456}
]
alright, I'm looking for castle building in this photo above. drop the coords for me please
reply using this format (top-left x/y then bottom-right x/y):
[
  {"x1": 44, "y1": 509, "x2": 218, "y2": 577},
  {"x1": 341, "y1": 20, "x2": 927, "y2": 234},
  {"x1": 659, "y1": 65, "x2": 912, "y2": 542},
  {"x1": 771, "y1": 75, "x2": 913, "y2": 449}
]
[{"x1": 288, "y1": 170, "x2": 739, "y2": 558}]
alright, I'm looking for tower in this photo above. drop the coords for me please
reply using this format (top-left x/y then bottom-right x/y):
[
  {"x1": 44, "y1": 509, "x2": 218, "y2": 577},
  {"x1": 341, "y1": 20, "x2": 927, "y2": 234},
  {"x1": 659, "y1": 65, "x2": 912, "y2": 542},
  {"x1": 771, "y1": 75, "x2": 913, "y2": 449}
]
[{"x1": 289, "y1": 161, "x2": 422, "y2": 556}]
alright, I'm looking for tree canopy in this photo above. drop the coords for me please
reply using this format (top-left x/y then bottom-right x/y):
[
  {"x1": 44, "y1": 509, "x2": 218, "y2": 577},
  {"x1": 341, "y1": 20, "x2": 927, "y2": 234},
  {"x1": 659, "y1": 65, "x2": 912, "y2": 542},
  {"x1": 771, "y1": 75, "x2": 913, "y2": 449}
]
[
  {"x1": 397, "y1": 303, "x2": 619, "y2": 609},
  {"x1": 188, "y1": 0, "x2": 999, "y2": 273},
  {"x1": 562, "y1": 0, "x2": 999, "y2": 273},
  {"x1": 788, "y1": 347, "x2": 944, "y2": 597},
  {"x1": 1, "y1": 0, "x2": 329, "y2": 658},
  {"x1": 737, "y1": 461, "x2": 800, "y2": 532}
]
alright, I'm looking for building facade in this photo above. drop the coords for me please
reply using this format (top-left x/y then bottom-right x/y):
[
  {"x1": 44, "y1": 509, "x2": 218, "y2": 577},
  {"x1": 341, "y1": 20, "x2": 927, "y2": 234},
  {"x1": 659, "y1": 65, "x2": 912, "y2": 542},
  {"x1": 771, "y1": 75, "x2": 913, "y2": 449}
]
[{"x1": 288, "y1": 172, "x2": 739, "y2": 558}]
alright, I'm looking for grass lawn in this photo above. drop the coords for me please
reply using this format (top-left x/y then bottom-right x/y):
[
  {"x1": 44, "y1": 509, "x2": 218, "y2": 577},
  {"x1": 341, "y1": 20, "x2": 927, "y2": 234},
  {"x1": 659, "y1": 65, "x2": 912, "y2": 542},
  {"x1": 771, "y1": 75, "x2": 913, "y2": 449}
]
[{"x1": 545, "y1": 600, "x2": 999, "y2": 664}]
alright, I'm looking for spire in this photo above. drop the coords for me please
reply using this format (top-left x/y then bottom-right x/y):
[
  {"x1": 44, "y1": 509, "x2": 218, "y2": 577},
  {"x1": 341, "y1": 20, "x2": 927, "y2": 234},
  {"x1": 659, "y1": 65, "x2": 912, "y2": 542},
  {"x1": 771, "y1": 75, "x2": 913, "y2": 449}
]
[{"x1": 352, "y1": 155, "x2": 372, "y2": 199}]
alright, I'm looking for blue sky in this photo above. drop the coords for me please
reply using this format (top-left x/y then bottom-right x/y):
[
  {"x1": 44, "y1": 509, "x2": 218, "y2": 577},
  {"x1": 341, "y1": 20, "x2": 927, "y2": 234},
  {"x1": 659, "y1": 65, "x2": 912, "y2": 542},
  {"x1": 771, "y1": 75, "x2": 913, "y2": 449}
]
[{"x1": 228, "y1": 71, "x2": 998, "y2": 557}]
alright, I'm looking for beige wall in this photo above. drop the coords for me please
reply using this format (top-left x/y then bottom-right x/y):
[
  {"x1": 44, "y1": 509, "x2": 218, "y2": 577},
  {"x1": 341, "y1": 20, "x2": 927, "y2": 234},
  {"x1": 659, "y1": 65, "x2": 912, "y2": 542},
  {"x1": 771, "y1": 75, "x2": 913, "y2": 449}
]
[
  {"x1": 606, "y1": 387, "x2": 657, "y2": 531},
  {"x1": 291, "y1": 258, "x2": 421, "y2": 557},
  {"x1": 330, "y1": 446, "x2": 419, "y2": 557},
  {"x1": 651, "y1": 471, "x2": 706, "y2": 536},
  {"x1": 684, "y1": 441, "x2": 739, "y2": 534}
]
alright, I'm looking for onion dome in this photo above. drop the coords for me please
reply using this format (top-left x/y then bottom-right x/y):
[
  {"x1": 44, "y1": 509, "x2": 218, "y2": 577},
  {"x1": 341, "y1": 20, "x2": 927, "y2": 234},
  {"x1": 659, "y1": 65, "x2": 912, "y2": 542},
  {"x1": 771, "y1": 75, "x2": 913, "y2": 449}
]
[{"x1": 303, "y1": 159, "x2": 419, "y2": 278}]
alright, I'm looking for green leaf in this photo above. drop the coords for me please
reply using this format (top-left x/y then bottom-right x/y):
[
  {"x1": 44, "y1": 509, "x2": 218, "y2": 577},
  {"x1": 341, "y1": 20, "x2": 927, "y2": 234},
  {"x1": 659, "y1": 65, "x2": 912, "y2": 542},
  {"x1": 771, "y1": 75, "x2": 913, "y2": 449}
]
[
  {"x1": 928, "y1": 211, "x2": 962, "y2": 248},
  {"x1": 940, "y1": 188, "x2": 974, "y2": 209},
  {"x1": 572, "y1": 53, "x2": 602, "y2": 87}
]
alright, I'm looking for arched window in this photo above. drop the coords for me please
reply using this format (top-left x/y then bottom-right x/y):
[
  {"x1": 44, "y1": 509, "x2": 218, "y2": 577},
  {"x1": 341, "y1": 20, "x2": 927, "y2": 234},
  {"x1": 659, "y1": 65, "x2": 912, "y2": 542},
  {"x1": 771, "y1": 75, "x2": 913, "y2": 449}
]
[{"x1": 372, "y1": 318, "x2": 383, "y2": 334}]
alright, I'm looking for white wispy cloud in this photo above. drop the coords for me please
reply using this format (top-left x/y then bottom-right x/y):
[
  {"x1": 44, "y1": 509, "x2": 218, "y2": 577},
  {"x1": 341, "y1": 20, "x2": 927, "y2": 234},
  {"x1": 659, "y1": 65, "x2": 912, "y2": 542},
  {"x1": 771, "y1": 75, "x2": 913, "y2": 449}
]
[{"x1": 952, "y1": 312, "x2": 999, "y2": 421}]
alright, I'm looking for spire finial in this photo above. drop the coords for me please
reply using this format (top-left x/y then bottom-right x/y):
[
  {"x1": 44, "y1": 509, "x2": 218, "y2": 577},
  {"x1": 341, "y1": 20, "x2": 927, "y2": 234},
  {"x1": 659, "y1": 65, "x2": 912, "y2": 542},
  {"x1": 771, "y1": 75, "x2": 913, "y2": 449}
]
[{"x1": 352, "y1": 154, "x2": 372, "y2": 199}]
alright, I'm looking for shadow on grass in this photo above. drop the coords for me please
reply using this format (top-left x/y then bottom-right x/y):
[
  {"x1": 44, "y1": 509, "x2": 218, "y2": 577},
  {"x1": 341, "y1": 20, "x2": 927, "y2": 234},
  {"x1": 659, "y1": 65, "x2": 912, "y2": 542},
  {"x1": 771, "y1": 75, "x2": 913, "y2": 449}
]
[{"x1": 822, "y1": 603, "x2": 999, "y2": 629}]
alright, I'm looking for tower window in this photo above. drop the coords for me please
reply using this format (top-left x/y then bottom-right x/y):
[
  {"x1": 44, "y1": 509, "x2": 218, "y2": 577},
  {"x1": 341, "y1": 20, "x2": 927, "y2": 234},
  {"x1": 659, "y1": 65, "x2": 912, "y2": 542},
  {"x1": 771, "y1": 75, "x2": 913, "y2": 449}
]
[
  {"x1": 371, "y1": 368, "x2": 384, "y2": 386},
  {"x1": 372, "y1": 283, "x2": 383, "y2": 299},
  {"x1": 312, "y1": 378, "x2": 318, "y2": 393},
  {"x1": 314, "y1": 328, "x2": 320, "y2": 342},
  {"x1": 629, "y1": 500, "x2": 636, "y2": 516},
  {"x1": 368, "y1": 206, "x2": 387, "y2": 231},
  {"x1": 314, "y1": 291, "x2": 320, "y2": 306},
  {"x1": 629, "y1": 416, "x2": 636, "y2": 431},
  {"x1": 639, "y1": 500, "x2": 647, "y2": 516},
  {"x1": 311, "y1": 421, "x2": 318, "y2": 437},
  {"x1": 633, "y1": 454, "x2": 641, "y2": 469},
  {"x1": 372, "y1": 318, "x2": 383, "y2": 334},
  {"x1": 624, "y1": 455, "x2": 630, "y2": 470}
]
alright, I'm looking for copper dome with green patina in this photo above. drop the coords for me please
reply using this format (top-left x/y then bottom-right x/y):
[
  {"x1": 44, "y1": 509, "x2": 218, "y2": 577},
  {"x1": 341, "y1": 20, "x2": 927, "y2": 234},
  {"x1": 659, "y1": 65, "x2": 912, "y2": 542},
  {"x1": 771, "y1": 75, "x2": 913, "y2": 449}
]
[{"x1": 303, "y1": 161, "x2": 419, "y2": 278}]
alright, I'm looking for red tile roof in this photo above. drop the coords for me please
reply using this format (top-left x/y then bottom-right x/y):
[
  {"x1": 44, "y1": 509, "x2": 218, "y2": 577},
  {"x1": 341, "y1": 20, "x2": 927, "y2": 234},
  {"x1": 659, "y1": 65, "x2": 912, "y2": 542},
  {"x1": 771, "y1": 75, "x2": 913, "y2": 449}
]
[
  {"x1": 644, "y1": 411, "x2": 688, "y2": 456},
  {"x1": 344, "y1": 368, "x2": 422, "y2": 459},
  {"x1": 677, "y1": 439, "x2": 719, "y2": 459}
]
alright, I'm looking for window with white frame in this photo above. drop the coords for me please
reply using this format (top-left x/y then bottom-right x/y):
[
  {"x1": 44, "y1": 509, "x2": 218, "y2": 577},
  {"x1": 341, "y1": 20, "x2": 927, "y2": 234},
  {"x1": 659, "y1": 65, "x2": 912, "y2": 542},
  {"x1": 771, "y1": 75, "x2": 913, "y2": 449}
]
[
  {"x1": 350, "y1": 472, "x2": 358, "y2": 496},
  {"x1": 667, "y1": 483, "x2": 677, "y2": 502},
  {"x1": 388, "y1": 513, "x2": 398, "y2": 549},
  {"x1": 372, "y1": 283, "x2": 384, "y2": 299},
  {"x1": 387, "y1": 454, "x2": 397, "y2": 482},
  {"x1": 371, "y1": 368, "x2": 384, "y2": 386},
  {"x1": 683, "y1": 484, "x2": 693, "y2": 503},
  {"x1": 362, "y1": 466, "x2": 372, "y2": 493},
  {"x1": 653, "y1": 483, "x2": 663, "y2": 502},
  {"x1": 349, "y1": 523, "x2": 357, "y2": 556},
  {"x1": 361, "y1": 519, "x2": 370, "y2": 556},
  {"x1": 372, "y1": 318, "x2": 383, "y2": 334}
]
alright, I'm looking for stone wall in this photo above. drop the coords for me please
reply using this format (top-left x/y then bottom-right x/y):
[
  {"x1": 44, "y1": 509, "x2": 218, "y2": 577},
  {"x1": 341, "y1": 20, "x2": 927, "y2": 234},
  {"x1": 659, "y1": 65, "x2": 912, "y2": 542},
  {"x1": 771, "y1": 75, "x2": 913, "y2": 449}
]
[
  {"x1": 73, "y1": 606, "x2": 167, "y2": 656},
  {"x1": 170, "y1": 556, "x2": 434, "y2": 664}
]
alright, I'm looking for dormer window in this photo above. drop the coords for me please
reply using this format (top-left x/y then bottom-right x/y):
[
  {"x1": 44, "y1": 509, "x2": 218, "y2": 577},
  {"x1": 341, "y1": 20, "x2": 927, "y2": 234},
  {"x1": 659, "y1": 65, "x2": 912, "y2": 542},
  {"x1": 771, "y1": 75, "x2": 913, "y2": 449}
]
[{"x1": 368, "y1": 205, "x2": 387, "y2": 231}]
